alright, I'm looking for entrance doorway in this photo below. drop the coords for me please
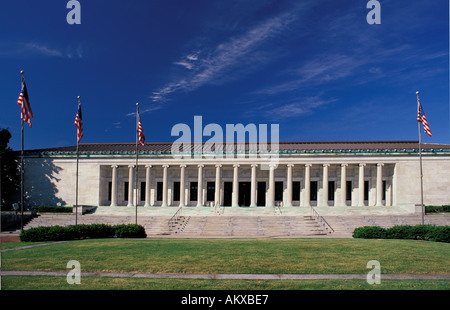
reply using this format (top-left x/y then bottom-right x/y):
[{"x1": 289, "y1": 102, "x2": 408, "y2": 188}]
[
  {"x1": 257, "y1": 182, "x2": 266, "y2": 206},
  {"x1": 239, "y1": 182, "x2": 251, "y2": 206},
  {"x1": 223, "y1": 182, "x2": 232, "y2": 206}
]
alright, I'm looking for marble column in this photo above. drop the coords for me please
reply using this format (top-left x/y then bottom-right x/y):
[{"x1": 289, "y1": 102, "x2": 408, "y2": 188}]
[
  {"x1": 162, "y1": 164, "x2": 169, "y2": 207},
  {"x1": 376, "y1": 163, "x2": 384, "y2": 206},
  {"x1": 285, "y1": 164, "x2": 294, "y2": 207},
  {"x1": 340, "y1": 164, "x2": 347, "y2": 206},
  {"x1": 267, "y1": 164, "x2": 275, "y2": 207},
  {"x1": 144, "y1": 165, "x2": 152, "y2": 207},
  {"x1": 359, "y1": 163, "x2": 366, "y2": 206},
  {"x1": 232, "y1": 164, "x2": 239, "y2": 207},
  {"x1": 180, "y1": 164, "x2": 186, "y2": 207},
  {"x1": 322, "y1": 164, "x2": 329, "y2": 207},
  {"x1": 197, "y1": 164, "x2": 204, "y2": 207},
  {"x1": 250, "y1": 164, "x2": 257, "y2": 207},
  {"x1": 110, "y1": 165, "x2": 118, "y2": 207},
  {"x1": 127, "y1": 165, "x2": 135, "y2": 207},
  {"x1": 215, "y1": 164, "x2": 222, "y2": 206},
  {"x1": 304, "y1": 164, "x2": 311, "y2": 207}
]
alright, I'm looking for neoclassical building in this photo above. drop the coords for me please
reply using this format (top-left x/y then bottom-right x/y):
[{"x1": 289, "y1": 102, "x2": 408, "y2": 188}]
[{"x1": 23, "y1": 141, "x2": 450, "y2": 213}]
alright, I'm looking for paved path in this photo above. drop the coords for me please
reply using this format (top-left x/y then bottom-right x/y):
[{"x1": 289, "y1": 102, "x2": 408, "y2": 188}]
[
  {"x1": 0, "y1": 241, "x2": 66, "y2": 252},
  {"x1": 1, "y1": 270, "x2": 449, "y2": 280}
]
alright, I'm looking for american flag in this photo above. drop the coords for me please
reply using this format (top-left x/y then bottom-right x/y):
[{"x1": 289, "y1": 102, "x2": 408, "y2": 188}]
[
  {"x1": 138, "y1": 112, "x2": 145, "y2": 146},
  {"x1": 74, "y1": 102, "x2": 83, "y2": 143},
  {"x1": 417, "y1": 100, "x2": 432, "y2": 137},
  {"x1": 17, "y1": 80, "x2": 33, "y2": 128}
]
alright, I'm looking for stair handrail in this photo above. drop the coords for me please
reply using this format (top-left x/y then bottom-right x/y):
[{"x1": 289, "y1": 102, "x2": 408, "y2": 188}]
[
  {"x1": 310, "y1": 206, "x2": 334, "y2": 233},
  {"x1": 214, "y1": 201, "x2": 224, "y2": 215},
  {"x1": 168, "y1": 206, "x2": 183, "y2": 232},
  {"x1": 274, "y1": 205, "x2": 282, "y2": 215}
]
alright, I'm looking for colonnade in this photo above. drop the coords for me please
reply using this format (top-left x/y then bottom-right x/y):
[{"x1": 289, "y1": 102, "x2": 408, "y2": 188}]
[{"x1": 108, "y1": 162, "x2": 389, "y2": 207}]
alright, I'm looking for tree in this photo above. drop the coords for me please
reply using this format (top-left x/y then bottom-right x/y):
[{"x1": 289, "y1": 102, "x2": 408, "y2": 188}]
[{"x1": 0, "y1": 128, "x2": 20, "y2": 210}]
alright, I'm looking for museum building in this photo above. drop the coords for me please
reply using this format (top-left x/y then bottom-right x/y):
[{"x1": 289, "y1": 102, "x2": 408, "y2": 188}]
[{"x1": 22, "y1": 141, "x2": 450, "y2": 213}]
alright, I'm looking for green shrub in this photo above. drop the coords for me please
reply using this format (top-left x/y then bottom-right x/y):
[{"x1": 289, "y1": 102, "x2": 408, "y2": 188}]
[
  {"x1": 30, "y1": 206, "x2": 73, "y2": 213},
  {"x1": 19, "y1": 223, "x2": 146, "y2": 242},
  {"x1": 352, "y1": 226, "x2": 386, "y2": 239},
  {"x1": 431, "y1": 226, "x2": 450, "y2": 243},
  {"x1": 67, "y1": 224, "x2": 115, "y2": 240},
  {"x1": 353, "y1": 225, "x2": 450, "y2": 243},
  {"x1": 20, "y1": 225, "x2": 71, "y2": 242},
  {"x1": 113, "y1": 224, "x2": 147, "y2": 238},
  {"x1": 409, "y1": 225, "x2": 437, "y2": 240},
  {"x1": 425, "y1": 205, "x2": 450, "y2": 214},
  {"x1": 385, "y1": 225, "x2": 413, "y2": 239}
]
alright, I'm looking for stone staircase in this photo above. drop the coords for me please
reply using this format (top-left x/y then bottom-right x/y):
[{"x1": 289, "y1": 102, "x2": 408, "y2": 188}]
[
  {"x1": 21, "y1": 211, "x2": 448, "y2": 239},
  {"x1": 22, "y1": 213, "x2": 330, "y2": 238},
  {"x1": 170, "y1": 215, "x2": 329, "y2": 238}
]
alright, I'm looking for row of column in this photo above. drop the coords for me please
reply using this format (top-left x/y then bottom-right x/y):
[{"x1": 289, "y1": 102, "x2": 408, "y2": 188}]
[{"x1": 110, "y1": 163, "x2": 385, "y2": 207}]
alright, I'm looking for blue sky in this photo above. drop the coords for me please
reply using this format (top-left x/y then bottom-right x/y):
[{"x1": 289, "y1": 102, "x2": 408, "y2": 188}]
[{"x1": 1, "y1": 0, "x2": 448, "y2": 151}]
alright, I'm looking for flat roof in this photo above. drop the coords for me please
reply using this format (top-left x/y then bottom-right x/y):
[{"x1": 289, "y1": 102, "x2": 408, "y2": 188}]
[{"x1": 23, "y1": 141, "x2": 450, "y2": 157}]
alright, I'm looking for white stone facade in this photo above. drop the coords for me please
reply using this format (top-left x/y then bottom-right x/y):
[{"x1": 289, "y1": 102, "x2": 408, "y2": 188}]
[{"x1": 22, "y1": 141, "x2": 450, "y2": 213}]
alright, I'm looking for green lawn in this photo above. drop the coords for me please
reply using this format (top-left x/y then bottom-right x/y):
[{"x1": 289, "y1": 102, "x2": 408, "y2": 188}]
[
  {"x1": 1, "y1": 238, "x2": 449, "y2": 290},
  {"x1": 2, "y1": 276, "x2": 449, "y2": 290}
]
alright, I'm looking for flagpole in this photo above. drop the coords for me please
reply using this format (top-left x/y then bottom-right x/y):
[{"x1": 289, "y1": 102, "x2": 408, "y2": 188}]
[
  {"x1": 75, "y1": 96, "x2": 81, "y2": 225},
  {"x1": 20, "y1": 70, "x2": 25, "y2": 232},
  {"x1": 416, "y1": 91, "x2": 424, "y2": 225},
  {"x1": 135, "y1": 103, "x2": 139, "y2": 225}
]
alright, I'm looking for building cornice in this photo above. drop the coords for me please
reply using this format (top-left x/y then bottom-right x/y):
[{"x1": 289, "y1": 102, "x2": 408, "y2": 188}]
[{"x1": 21, "y1": 141, "x2": 450, "y2": 158}]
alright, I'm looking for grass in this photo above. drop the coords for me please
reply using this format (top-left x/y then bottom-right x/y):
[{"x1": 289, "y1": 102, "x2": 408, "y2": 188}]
[
  {"x1": 2, "y1": 276, "x2": 449, "y2": 290},
  {"x1": 1, "y1": 238, "x2": 449, "y2": 290},
  {"x1": 2, "y1": 239, "x2": 449, "y2": 274}
]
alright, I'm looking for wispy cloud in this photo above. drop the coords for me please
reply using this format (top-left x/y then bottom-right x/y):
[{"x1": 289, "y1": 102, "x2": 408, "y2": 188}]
[
  {"x1": 0, "y1": 41, "x2": 84, "y2": 59},
  {"x1": 264, "y1": 96, "x2": 337, "y2": 120},
  {"x1": 66, "y1": 45, "x2": 84, "y2": 59},
  {"x1": 173, "y1": 51, "x2": 200, "y2": 70},
  {"x1": 151, "y1": 9, "x2": 300, "y2": 102},
  {"x1": 25, "y1": 42, "x2": 63, "y2": 57},
  {"x1": 173, "y1": 61, "x2": 194, "y2": 70},
  {"x1": 126, "y1": 102, "x2": 165, "y2": 117},
  {"x1": 256, "y1": 53, "x2": 368, "y2": 95}
]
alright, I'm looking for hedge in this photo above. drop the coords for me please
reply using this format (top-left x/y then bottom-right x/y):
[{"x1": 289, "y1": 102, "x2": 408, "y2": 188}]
[
  {"x1": 425, "y1": 205, "x2": 450, "y2": 214},
  {"x1": 30, "y1": 206, "x2": 73, "y2": 213},
  {"x1": 20, "y1": 223, "x2": 147, "y2": 242},
  {"x1": 353, "y1": 225, "x2": 450, "y2": 243},
  {"x1": 113, "y1": 224, "x2": 147, "y2": 238}
]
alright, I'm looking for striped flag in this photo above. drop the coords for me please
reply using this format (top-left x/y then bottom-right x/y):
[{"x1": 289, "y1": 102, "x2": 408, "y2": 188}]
[
  {"x1": 417, "y1": 100, "x2": 432, "y2": 137},
  {"x1": 137, "y1": 111, "x2": 145, "y2": 146},
  {"x1": 17, "y1": 80, "x2": 33, "y2": 128},
  {"x1": 74, "y1": 101, "x2": 83, "y2": 143}
]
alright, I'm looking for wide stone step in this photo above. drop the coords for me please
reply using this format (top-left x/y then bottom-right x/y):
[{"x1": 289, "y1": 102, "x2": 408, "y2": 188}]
[
  {"x1": 20, "y1": 210, "x2": 448, "y2": 239},
  {"x1": 176, "y1": 216, "x2": 328, "y2": 237}
]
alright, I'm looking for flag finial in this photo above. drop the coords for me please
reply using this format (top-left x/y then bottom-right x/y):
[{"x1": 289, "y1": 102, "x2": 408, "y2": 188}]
[
  {"x1": 136, "y1": 102, "x2": 139, "y2": 106},
  {"x1": 416, "y1": 91, "x2": 419, "y2": 95},
  {"x1": 77, "y1": 95, "x2": 81, "y2": 100}
]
